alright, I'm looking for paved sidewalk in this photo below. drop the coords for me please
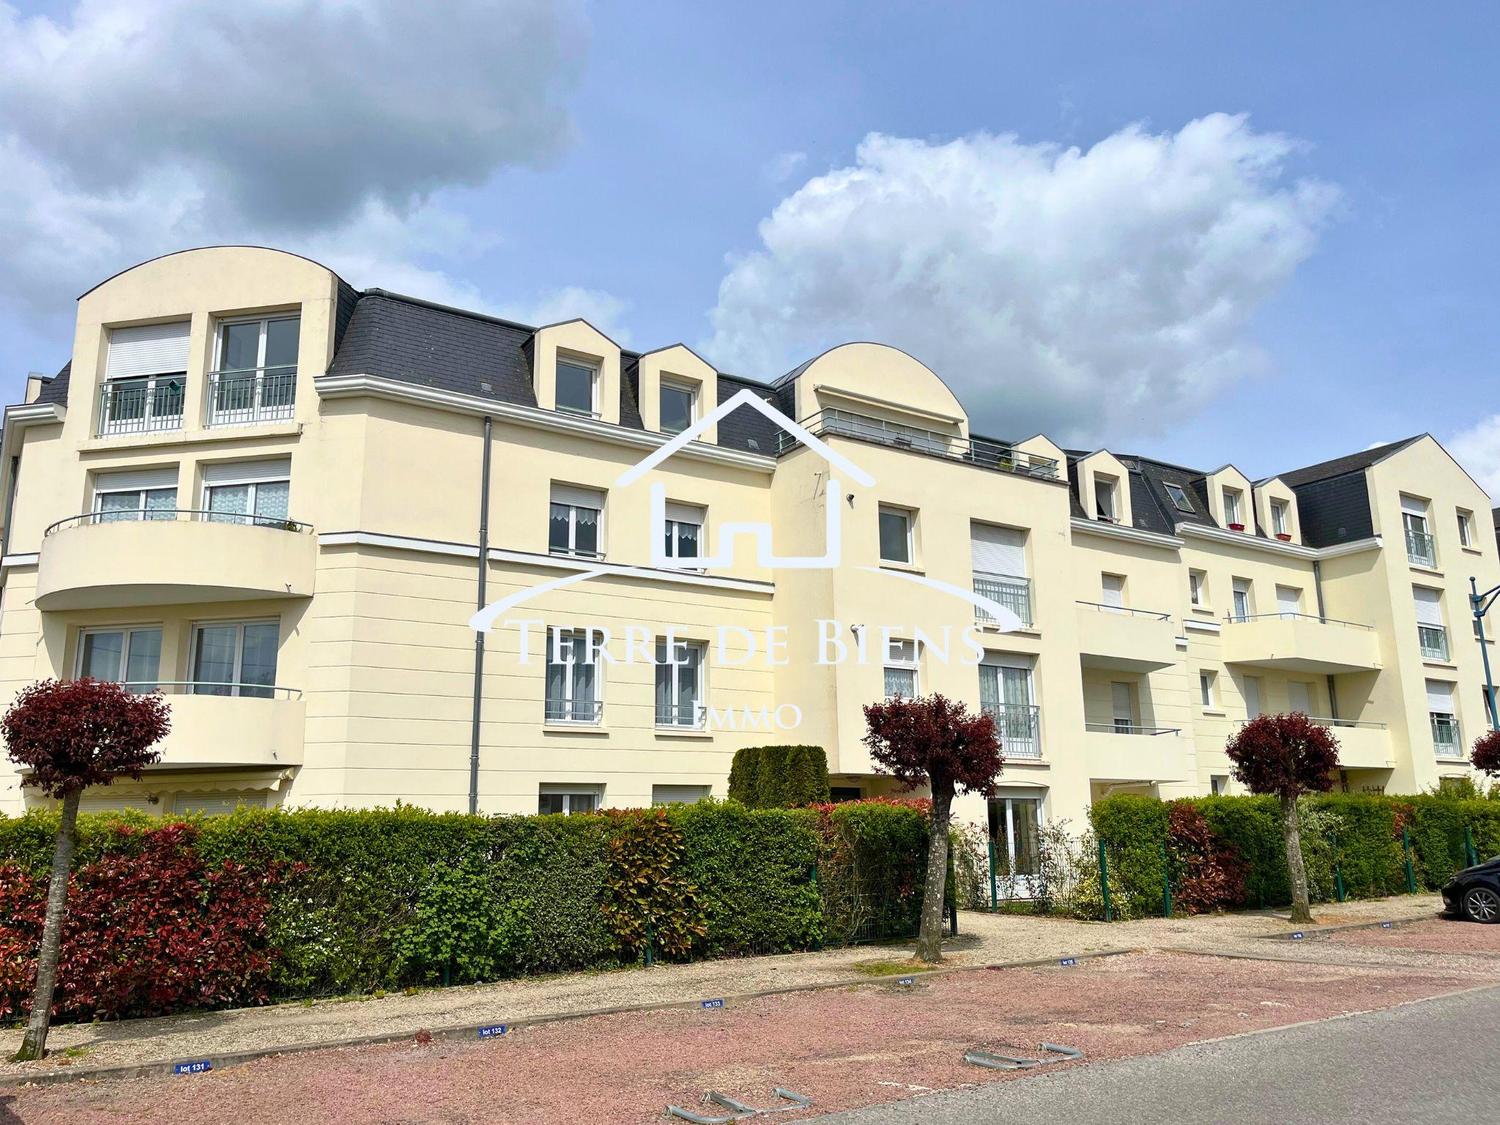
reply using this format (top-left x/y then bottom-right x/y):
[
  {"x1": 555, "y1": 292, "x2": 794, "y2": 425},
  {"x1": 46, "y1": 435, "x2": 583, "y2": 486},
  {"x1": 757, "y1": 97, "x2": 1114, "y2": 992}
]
[{"x1": 0, "y1": 894, "x2": 1446, "y2": 1081}]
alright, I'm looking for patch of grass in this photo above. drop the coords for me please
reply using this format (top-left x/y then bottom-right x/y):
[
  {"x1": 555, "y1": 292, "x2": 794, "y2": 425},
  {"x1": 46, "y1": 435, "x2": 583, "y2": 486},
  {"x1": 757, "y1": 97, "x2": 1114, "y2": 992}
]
[
  {"x1": 851, "y1": 958, "x2": 927, "y2": 977},
  {"x1": 59, "y1": 1045, "x2": 90, "y2": 1059}
]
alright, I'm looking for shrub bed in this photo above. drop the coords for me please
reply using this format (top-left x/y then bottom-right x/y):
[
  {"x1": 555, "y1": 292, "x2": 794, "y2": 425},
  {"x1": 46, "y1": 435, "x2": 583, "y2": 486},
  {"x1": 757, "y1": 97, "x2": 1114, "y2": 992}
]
[
  {"x1": 1088, "y1": 791, "x2": 1499, "y2": 916},
  {"x1": 0, "y1": 799, "x2": 926, "y2": 1024}
]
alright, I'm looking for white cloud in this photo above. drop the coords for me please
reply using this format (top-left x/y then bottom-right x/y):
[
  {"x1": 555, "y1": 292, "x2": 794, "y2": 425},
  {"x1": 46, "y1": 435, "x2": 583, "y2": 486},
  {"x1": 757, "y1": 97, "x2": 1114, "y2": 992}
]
[
  {"x1": 1449, "y1": 415, "x2": 1500, "y2": 500},
  {"x1": 707, "y1": 114, "x2": 1339, "y2": 444},
  {"x1": 764, "y1": 150, "x2": 807, "y2": 185},
  {"x1": 500, "y1": 287, "x2": 634, "y2": 346},
  {"x1": 0, "y1": 0, "x2": 598, "y2": 358}
]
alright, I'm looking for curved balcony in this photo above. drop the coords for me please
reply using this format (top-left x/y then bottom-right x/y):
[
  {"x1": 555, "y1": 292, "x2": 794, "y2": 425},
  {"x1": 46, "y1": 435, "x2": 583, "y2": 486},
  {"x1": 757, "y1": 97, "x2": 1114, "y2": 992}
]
[{"x1": 35, "y1": 510, "x2": 315, "y2": 611}]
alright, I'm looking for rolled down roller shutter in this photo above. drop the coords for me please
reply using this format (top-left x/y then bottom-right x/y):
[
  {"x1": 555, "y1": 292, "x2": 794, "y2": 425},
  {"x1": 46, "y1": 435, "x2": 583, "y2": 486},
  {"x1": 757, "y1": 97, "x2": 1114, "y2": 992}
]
[
  {"x1": 551, "y1": 484, "x2": 605, "y2": 510},
  {"x1": 970, "y1": 524, "x2": 1026, "y2": 577},
  {"x1": 202, "y1": 458, "x2": 292, "y2": 486},
  {"x1": 78, "y1": 792, "x2": 158, "y2": 814},
  {"x1": 105, "y1": 322, "x2": 191, "y2": 379},
  {"x1": 665, "y1": 501, "x2": 704, "y2": 525},
  {"x1": 1276, "y1": 586, "x2": 1302, "y2": 615},
  {"x1": 1425, "y1": 678, "x2": 1454, "y2": 712},
  {"x1": 1413, "y1": 587, "x2": 1443, "y2": 625}
]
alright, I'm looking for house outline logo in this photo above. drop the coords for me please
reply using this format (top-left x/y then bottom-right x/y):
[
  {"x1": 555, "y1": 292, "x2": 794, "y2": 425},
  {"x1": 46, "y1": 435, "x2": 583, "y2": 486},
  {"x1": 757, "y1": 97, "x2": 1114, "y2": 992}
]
[{"x1": 468, "y1": 387, "x2": 1023, "y2": 633}]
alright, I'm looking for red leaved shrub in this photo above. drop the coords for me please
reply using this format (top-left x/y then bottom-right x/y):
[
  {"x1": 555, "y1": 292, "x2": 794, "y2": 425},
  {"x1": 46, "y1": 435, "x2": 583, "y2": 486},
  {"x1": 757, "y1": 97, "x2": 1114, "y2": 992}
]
[
  {"x1": 1472, "y1": 729, "x2": 1500, "y2": 777},
  {"x1": 0, "y1": 822, "x2": 287, "y2": 1022},
  {"x1": 1166, "y1": 801, "x2": 1248, "y2": 914}
]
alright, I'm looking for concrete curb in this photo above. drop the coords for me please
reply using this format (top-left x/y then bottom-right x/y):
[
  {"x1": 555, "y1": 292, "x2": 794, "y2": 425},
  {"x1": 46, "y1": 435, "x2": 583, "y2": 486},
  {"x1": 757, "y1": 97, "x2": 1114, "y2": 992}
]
[
  {"x1": 1253, "y1": 913, "x2": 1441, "y2": 941},
  {"x1": 1, "y1": 946, "x2": 1142, "y2": 1088}
]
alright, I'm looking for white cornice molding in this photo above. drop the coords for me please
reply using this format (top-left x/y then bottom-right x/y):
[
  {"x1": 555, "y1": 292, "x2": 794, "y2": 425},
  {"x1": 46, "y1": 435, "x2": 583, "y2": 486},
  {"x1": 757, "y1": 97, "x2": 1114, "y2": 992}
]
[
  {"x1": 1069, "y1": 517, "x2": 1184, "y2": 551},
  {"x1": 318, "y1": 531, "x2": 774, "y2": 595},
  {"x1": 1177, "y1": 523, "x2": 1384, "y2": 562},
  {"x1": 1312, "y1": 536, "x2": 1384, "y2": 561},
  {"x1": 314, "y1": 373, "x2": 777, "y2": 475},
  {"x1": 4, "y1": 403, "x2": 64, "y2": 427},
  {"x1": 1, "y1": 553, "x2": 38, "y2": 569}
]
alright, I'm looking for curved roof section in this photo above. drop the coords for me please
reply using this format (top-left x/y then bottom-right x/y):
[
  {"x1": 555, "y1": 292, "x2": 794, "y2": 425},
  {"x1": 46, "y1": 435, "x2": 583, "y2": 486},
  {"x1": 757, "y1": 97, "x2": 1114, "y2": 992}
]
[{"x1": 77, "y1": 245, "x2": 350, "y2": 300}]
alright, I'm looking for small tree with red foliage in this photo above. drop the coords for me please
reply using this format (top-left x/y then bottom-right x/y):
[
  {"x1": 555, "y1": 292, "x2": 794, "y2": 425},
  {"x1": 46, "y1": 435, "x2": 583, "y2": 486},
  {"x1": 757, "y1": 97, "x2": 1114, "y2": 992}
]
[
  {"x1": 1471, "y1": 729, "x2": 1500, "y2": 778},
  {"x1": 862, "y1": 694, "x2": 1002, "y2": 963},
  {"x1": 1224, "y1": 712, "x2": 1339, "y2": 925},
  {"x1": 2, "y1": 679, "x2": 169, "y2": 1060}
]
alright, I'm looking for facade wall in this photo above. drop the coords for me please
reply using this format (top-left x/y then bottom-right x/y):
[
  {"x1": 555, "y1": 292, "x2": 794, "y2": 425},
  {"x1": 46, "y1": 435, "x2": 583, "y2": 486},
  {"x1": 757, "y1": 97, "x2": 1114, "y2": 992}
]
[{"x1": 1, "y1": 246, "x2": 1496, "y2": 840}]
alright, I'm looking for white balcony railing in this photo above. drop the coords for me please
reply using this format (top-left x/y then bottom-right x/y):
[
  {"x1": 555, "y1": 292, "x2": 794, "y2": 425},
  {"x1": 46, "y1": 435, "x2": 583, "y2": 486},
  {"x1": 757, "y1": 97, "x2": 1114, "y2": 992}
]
[
  {"x1": 656, "y1": 701, "x2": 706, "y2": 730},
  {"x1": 544, "y1": 698, "x2": 604, "y2": 725},
  {"x1": 206, "y1": 367, "x2": 297, "y2": 427},
  {"x1": 982, "y1": 702, "x2": 1041, "y2": 758},
  {"x1": 1431, "y1": 714, "x2": 1462, "y2": 757},
  {"x1": 1418, "y1": 624, "x2": 1450, "y2": 661},
  {"x1": 1406, "y1": 528, "x2": 1437, "y2": 568},
  {"x1": 96, "y1": 376, "x2": 185, "y2": 437},
  {"x1": 974, "y1": 573, "x2": 1033, "y2": 627}
]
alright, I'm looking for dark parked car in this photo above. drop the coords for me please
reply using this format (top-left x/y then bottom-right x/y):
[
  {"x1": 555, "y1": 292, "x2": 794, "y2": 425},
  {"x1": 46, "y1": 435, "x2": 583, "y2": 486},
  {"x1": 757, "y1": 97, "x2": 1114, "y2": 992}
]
[{"x1": 1443, "y1": 857, "x2": 1500, "y2": 923}]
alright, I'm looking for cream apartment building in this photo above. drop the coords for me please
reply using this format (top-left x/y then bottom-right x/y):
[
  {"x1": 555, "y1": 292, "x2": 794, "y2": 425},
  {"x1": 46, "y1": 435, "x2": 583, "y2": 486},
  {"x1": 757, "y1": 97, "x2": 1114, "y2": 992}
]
[{"x1": 0, "y1": 247, "x2": 1494, "y2": 879}]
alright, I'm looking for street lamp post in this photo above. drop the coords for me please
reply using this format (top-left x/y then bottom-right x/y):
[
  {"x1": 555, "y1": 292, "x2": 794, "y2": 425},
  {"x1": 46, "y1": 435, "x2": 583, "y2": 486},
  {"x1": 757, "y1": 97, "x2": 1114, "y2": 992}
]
[{"x1": 1472, "y1": 576, "x2": 1500, "y2": 731}]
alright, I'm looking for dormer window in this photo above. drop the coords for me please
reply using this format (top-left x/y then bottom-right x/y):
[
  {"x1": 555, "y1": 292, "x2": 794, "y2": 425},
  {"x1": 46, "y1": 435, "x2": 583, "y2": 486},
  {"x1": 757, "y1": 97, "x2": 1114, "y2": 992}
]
[
  {"x1": 1095, "y1": 476, "x2": 1118, "y2": 522},
  {"x1": 1223, "y1": 488, "x2": 1244, "y2": 530},
  {"x1": 555, "y1": 359, "x2": 598, "y2": 418},
  {"x1": 1164, "y1": 482, "x2": 1193, "y2": 513},
  {"x1": 1271, "y1": 499, "x2": 1290, "y2": 538},
  {"x1": 660, "y1": 380, "x2": 695, "y2": 435}
]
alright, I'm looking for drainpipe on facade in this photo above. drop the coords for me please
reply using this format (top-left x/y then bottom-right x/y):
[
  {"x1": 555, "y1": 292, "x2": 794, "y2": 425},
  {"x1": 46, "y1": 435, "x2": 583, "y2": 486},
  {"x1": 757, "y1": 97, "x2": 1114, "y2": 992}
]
[
  {"x1": 468, "y1": 417, "x2": 493, "y2": 815},
  {"x1": 0, "y1": 455, "x2": 18, "y2": 613}
]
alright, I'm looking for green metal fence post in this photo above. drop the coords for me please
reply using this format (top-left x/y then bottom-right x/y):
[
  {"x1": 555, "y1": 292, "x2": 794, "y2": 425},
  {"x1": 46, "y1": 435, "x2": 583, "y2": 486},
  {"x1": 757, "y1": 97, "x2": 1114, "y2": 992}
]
[
  {"x1": 988, "y1": 837, "x2": 998, "y2": 911},
  {"x1": 1160, "y1": 838, "x2": 1173, "y2": 917},
  {"x1": 1333, "y1": 833, "x2": 1346, "y2": 903},
  {"x1": 946, "y1": 843, "x2": 959, "y2": 937},
  {"x1": 1465, "y1": 825, "x2": 1480, "y2": 869},
  {"x1": 1098, "y1": 838, "x2": 1112, "y2": 922},
  {"x1": 1403, "y1": 826, "x2": 1417, "y2": 894}
]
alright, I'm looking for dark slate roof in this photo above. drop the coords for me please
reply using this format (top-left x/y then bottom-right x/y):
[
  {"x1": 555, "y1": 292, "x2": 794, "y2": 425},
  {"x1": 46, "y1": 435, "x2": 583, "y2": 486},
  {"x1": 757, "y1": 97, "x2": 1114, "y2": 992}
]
[
  {"x1": 1276, "y1": 436, "x2": 1423, "y2": 488},
  {"x1": 32, "y1": 362, "x2": 70, "y2": 406},
  {"x1": 328, "y1": 290, "x2": 537, "y2": 406}
]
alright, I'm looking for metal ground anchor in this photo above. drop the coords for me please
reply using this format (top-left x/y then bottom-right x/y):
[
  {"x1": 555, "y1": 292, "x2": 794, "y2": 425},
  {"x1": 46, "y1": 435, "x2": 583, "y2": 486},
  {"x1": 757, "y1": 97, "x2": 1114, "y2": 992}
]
[
  {"x1": 667, "y1": 1087, "x2": 813, "y2": 1122},
  {"x1": 964, "y1": 1042, "x2": 1083, "y2": 1071}
]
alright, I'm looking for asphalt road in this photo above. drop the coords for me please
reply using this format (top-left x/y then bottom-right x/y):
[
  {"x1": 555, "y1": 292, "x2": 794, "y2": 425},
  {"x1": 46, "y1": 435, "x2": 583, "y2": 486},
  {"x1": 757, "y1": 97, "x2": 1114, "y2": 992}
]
[{"x1": 814, "y1": 983, "x2": 1500, "y2": 1125}]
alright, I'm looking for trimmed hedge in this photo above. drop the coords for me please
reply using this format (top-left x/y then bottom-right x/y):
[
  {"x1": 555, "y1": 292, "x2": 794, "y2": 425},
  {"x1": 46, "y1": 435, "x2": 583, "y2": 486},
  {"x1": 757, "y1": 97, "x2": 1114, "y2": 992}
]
[
  {"x1": 728, "y1": 745, "x2": 830, "y2": 808},
  {"x1": 0, "y1": 798, "x2": 925, "y2": 1022},
  {"x1": 1089, "y1": 792, "x2": 1498, "y2": 916}
]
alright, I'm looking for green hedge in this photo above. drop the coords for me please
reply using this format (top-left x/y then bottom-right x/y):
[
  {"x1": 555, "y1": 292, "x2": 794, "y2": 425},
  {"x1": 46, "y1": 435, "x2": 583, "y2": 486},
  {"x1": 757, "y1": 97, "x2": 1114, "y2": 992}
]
[
  {"x1": 728, "y1": 745, "x2": 830, "y2": 808},
  {"x1": 1088, "y1": 792, "x2": 1499, "y2": 916},
  {"x1": 0, "y1": 798, "x2": 925, "y2": 1009}
]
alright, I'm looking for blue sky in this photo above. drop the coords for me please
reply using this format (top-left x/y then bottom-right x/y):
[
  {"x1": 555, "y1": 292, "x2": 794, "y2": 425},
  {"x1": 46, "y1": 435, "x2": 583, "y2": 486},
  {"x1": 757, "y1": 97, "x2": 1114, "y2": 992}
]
[{"x1": 1, "y1": 1, "x2": 1496, "y2": 487}]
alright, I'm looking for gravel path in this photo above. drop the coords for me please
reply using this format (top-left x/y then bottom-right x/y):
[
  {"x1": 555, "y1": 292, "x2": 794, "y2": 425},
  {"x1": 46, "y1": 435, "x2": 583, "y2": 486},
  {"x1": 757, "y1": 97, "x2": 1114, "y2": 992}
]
[
  {"x1": 4, "y1": 948, "x2": 1492, "y2": 1124},
  {"x1": 0, "y1": 893, "x2": 1447, "y2": 1081}
]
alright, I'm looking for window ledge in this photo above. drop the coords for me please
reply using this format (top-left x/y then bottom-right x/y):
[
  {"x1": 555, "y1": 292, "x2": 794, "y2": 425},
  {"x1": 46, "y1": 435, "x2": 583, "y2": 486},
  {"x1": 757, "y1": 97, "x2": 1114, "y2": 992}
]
[
  {"x1": 1201, "y1": 709, "x2": 1227, "y2": 718},
  {"x1": 878, "y1": 561, "x2": 925, "y2": 575},
  {"x1": 654, "y1": 727, "x2": 713, "y2": 739},
  {"x1": 542, "y1": 723, "x2": 610, "y2": 735},
  {"x1": 1422, "y1": 659, "x2": 1458, "y2": 671},
  {"x1": 1461, "y1": 546, "x2": 1484, "y2": 556},
  {"x1": 1408, "y1": 563, "x2": 1445, "y2": 578},
  {"x1": 1190, "y1": 605, "x2": 1216, "y2": 616}
]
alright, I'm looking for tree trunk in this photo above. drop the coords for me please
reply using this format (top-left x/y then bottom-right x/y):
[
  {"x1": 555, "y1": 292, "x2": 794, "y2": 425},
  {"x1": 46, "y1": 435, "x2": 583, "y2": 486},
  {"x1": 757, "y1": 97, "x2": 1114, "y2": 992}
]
[
  {"x1": 916, "y1": 788, "x2": 952, "y2": 964},
  {"x1": 1281, "y1": 793, "x2": 1313, "y2": 926},
  {"x1": 14, "y1": 790, "x2": 79, "y2": 1061}
]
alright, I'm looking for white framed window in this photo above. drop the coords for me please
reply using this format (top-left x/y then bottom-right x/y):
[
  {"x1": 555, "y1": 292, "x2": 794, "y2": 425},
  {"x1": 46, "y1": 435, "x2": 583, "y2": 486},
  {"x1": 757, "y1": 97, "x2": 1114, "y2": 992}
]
[
  {"x1": 883, "y1": 639, "x2": 919, "y2": 700},
  {"x1": 1223, "y1": 488, "x2": 1244, "y2": 529},
  {"x1": 1111, "y1": 680, "x2": 1138, "y2": 732},
  {"x1": 1101, "y1": 573, "x2": 1126, "y2": 610},
  {"x1": 1210, "y1": 775, "x2": 1228, "y2": 797},
  {"x1": 77, "y1": 626, "x2": 162, "y2": 692},
  {"x1": 1188, "y1": 569, "x2": 1207, "y2": 607},
  {"x1": 1402, "y1": 495, "x2": 1435, "y2": 566},
  {"x1": 979, "y1": 660, "x2": 1038, "y2": 758},
  {"x1": 878, "y1": 505, "x2": 914, "y2": 565},
  {"x1": 1427, "y1": 679, "x2": 1460, "y2": 757},
  {"x1": 1243, "y1": 675, "x2": 1264, "y2": 717},
  {"x1": 538, "y1": 785, "x2": 602, "y2": 815},
  {"x1": 1231, "y1": 577, "x2": 1253, "y2": 622},
  {"x1": 190, "y1": 619, "x2": 279, "y2": 698},
  {"x1": 1164, "y1": 482, "x2": 1194, "y2": 513},
  {"x1": 549, "y1": 484, "x2": 604, "y2": 557},
  {"x1": 656, "y1": 638, "x2": 706, "y2": 727},
  {"x1": 202, "y1": 459, "x2": 291, "y2": 528},
  {"x1": 659, "y1": 380, "x2": 696, "y2": 435},
  {"x1": 1414, "y1": 585, "x2": 1449, "y2": 660},
  {"x1": 1199, "y1": 670, "x2": 1218, "y2": 709},
  {"x1": 1275, "y1": 585, "x2": 1303, "y2": 617},
  {"x1": 1095, "y1": 476, "x2": 1118, "y2": 521},
  {"x1": 663, "y1": 501, "x2": 704, "y2": 566},
  {"x1": 1287, "y1": 681, "x2": 1313, "y2": 714},
  {"x1": 99, "y1": 322, "x2": 189, "y2": 436},
  {"x1": 555, "y1": 358, "x2": 599, "y2": 417},
  {"x1": 92, "y1": 468, "x2": 178, "y2": 524},
  {"x1": 1458, "y1": 509, "x2": 1475, "y2": 548},
  {"x1": 652, "y1": 784, "x2": 710, "y2": 806},
  {"x1": 209, "y1": 314, "x2": 299, "y2": 426},
  {"x1": 971, "y1": 523, "x2": 1031, "y2": 626},
  {"x1": 1270, "y1": 499, "x2": 1290, "y2": 537},
  {"x1": 545, "y1": 629, "x2": 602, "y2": 723}
]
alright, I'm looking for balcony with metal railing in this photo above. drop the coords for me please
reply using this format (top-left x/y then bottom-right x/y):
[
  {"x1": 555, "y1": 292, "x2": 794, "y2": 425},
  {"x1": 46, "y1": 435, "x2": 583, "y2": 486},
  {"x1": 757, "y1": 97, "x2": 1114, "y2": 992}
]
[
  {"x1": 36, "y1": 508, "x2": 316, "y2": 611},
  {"x1": 206, "y1": 366, "x2": 297, "y2": 427},
  {"x1": 1221, "y1": 611, "x2": 1382, "y2": 674},
  {"x1": 776, "y1": 408, "x2": 1061, "y2": 480},
  {"x1": 1234, "y1": 714, "x2": 1394, "y2": 769},
  {"x1": 1418, "y1": 624, "x2": 1450, "y2": 662},
  {"x1": 1431, "y1": 713, "x2": 1463, "y2": 757},
  {"x1": 982, "y1": 702, "x2": 1041, "y2": 759},
  {"x1": 1406, "y1": 528, "x2": 1437, "y2": 568},
  {"x1": 974, "y1": 572, "x2": 1033, "y2": 627},
  {"x1": 1075, "y1": 600, "x2": 1177, "y2": 672},
  {"x1": 96, "y1": 376, "x2": 185, "y2": 437},
  {"x1": 1082, "y1": 720, "x2": 1186, "y2": 783}
]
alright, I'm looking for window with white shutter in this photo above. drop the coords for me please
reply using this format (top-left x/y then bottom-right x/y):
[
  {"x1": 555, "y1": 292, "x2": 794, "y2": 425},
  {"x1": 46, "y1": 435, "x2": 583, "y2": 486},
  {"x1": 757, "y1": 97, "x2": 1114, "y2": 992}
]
[{"x1": 99, "y1": 322, "x2": 190, "y2": 435}]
